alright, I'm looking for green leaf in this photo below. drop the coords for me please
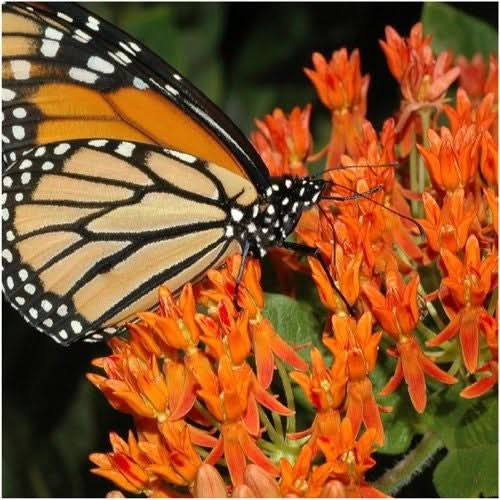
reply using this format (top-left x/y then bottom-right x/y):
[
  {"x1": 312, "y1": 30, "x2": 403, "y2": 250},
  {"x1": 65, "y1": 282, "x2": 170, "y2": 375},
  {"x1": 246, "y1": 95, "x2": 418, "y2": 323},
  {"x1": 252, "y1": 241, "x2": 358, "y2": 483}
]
[
  {"x1": 434, "y1": 445, "x2": 498, "y2": 498},
  {"x1": 263, "y1": 293, "x2": 324, "y2": 362},
  {"x1": 423, "y1": 387, "x2": 498, "y2": 497},
  {"x1": 422, "y1": 3, "x2": 498, "y2": 58}
]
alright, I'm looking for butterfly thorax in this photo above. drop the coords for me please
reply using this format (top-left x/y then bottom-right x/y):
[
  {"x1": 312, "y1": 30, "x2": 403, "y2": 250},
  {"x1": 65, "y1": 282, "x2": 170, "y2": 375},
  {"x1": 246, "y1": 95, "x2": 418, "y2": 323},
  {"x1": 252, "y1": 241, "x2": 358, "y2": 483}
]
[{"x1": 227, "y1": 176, "x2": 327, "y2": 257}]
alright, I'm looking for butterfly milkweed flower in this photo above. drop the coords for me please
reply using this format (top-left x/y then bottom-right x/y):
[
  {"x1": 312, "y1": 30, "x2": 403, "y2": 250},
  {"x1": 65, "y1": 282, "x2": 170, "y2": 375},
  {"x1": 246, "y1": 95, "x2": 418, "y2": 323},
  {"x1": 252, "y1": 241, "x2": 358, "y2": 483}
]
[
  {"x1": 324, "y1": 313, "x2": 385, "y2": 445},
  {"x1": 251, "y1": 105, "x2": 312, "y2": 177},
  {"x1": 305, "y1": 48, "x2": 370, "y2": 167},
  {"x1": 428, "y1": 235, "x2": 498, "y2": 374},
  {"x1": 380, "y1": 23, "x2": 460, "y2": 136},
  {"x1": 363, "y1": 271, "x2": 457, "y2": 413},
  {"x1": 418, "y1": 189, "x2": 476, "y2": 255}
]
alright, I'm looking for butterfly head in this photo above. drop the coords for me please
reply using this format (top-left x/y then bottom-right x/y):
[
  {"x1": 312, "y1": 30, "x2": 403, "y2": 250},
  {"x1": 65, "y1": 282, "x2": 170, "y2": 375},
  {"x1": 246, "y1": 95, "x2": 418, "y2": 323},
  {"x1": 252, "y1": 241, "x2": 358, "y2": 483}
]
[{"x1": 235, "y1": 176, "x2": 326, "y2": 257}]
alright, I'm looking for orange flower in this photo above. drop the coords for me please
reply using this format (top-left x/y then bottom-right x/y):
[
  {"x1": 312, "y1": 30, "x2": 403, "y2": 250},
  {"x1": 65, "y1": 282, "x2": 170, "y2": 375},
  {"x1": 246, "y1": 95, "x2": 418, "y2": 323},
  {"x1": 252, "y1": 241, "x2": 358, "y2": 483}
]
[
  {"x1": 90, "y1": 432, "x2": 157, "y2": 496},
  {"x1": 418, "y1": 125, "x2": 481, "y2": 192},
  {"x1": 290, "y1": 348, "x2": 346, "y2": 448},
  {"x1": 201, "y1": 256, "x2": 307, "y2": 388},
  {"x1": 363, "y1": 271, "x2": 456, "y2": 412},
  {"x1": 380, "y1": 23, "x2": 460, "y2": 134},
  {"x1": 291, "y1": 348, "x2": 346, "y2": 413},
  {"x1": 251, "y1": 105, "x2": 312, "y2": 177},
  {"x1": 363, "y1": 271, "x2": 420, "y2": 340},
  {"x1": 480, "y1": 130, "x2": 498, "y2": 187},
  {"x1": 308, "y1": 249, "x2": 362, "y2": 312},
  {"x1": 305, "y1": 49, "x2": 369, "y2": 166},
  {"x1": 380, "y1": 338, "x2": 457, "y2": 413},
  {"x1": 279, "y1": 444, "x2": 331, "y2": 497},
  {"x1": 418, "y1": 189, "x2": 476, "y2": 254},
  {"x1": 484, "y1": 53, "x2": 498, "y2": 99},
  {"x1": 202, "y1": 357, "x2": 281, "y2": 486},
  {"x1": 324, "y1": 313, "x2": 384, "y2": 444},
  {"x1": 332, "y1": 118, "x2": 397, "y2": 192},
  {"x1": 428, "y1": 235, "x2": 498, "y2": 373},
  {"x1": 201, "y1": 255, "x2": 264, "y2": 319},
  {"x1": 87, "y1": 344, "x2": 171, "y2": 421},
  {"x1": 456, "y1": 53, "x2": 488, "y2": 101},
  {"x1": 460, "y1": 311, "x2": 498, "y2": 398},
  {"x1": 484, "y1": 187, "x2": 498, "y2": 236},
  {"x1": 380, "y1": 23, "x2": 460, "y2": 105},
  {"x1": 444, "y1": 88, "x2": 496, "y2": 134},
  {"x1": 317, "y1": 417, "x2": 382, "y2": 497},
  {"x1": 89, "y1": 427, "x2": 196, "y2": 497}
]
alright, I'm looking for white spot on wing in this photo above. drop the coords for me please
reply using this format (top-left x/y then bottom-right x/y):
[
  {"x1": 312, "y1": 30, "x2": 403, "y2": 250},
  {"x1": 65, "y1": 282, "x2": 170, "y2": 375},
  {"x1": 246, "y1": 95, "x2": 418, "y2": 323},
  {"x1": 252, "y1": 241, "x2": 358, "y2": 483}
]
[
  {"x1": 69, "y1": 67, "x2": 98, "y2": 84},
  {"x1": 165, "y1": 84, "x2": 179, "y2": 96},
  {"x1": 54, "y1": 143, "x2": 71, "y2": 155},
  {"x1": 86, "y1": 16, "x2": 100, "y2": 31},
  {"x1": 88, "y1": 139, "x2": 108, "y2": 147},
  {"x1": 71, "y1": 320, "x2": 83, "y2": 333},
  {"x1": 133, "y1": 77, "x2": 148, "y2": 90},
  {"x1": 2, "y1": 88, "x2": 16, "y2": 101},
  {"x1": 87, "y1": 56, "x2": 114, "y2": 74},
  {"x1": 166, "y1": 149, "x2": 196, "y2": 164},
  {"x1": 13, "y1": 107, "x2": 27, "y2": 119},
  {"x1": 3, "y1": 249, "x2": 13, "y2": 263},
  {"x1": 57, "y1": 12, "x2": 73, "y2": 23},
  {"x1": 231, "y1": 208, "x2": 244, "y2": 222},
  {"x1": 45, "y1": 27, "x2": 63, "y2": 40},
  {"x1": 40, "y1": 39, "x2": 60, "y2": 57},
  {"x1": 12, "y1": 125, "x2": 25, "y2": 139},
  {"x1": 10, "y1": 60, "x2": 30, "y2": 80},
  {"x1": 115, "y1": 142, "x2": 135, "y2": 157}
]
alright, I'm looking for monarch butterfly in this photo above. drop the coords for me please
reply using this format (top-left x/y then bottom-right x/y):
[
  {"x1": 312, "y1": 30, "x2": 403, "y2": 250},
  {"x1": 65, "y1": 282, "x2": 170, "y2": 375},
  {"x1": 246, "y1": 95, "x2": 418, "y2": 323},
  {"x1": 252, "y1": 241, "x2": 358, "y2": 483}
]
[{"x1": 2, "y1": 2, "x2": 352, "y2": 346}]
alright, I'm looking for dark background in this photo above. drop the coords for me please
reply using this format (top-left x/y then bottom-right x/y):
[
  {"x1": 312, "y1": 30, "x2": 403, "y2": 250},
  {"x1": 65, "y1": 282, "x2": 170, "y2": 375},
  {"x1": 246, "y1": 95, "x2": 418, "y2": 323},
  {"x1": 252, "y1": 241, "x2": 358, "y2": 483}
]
[{"x1": 2, "y1": 2, "x2": 497, "y2": 497}]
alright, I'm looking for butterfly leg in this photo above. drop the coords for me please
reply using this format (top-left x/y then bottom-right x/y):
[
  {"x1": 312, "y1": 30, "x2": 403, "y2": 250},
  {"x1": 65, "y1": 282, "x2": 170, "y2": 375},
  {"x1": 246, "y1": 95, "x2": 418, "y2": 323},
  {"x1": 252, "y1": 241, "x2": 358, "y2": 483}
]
[
  {"x1": 281, "y1": 241, "x2": 356, "y2": 316},
  {"x1": 233, "y1": 240, "x2": 251, "y2": 307}
]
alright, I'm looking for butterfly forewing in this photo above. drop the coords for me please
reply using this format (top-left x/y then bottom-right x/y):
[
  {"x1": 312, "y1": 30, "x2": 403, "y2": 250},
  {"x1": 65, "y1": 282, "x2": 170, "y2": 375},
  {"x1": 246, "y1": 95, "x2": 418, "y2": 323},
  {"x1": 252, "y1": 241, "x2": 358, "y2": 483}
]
[
  {"x1": 2, "y1": 139, "x2": 252, "y2": 344},
  {"x1": 2, "y1": 2, "x2": 270, "y2": 189}
]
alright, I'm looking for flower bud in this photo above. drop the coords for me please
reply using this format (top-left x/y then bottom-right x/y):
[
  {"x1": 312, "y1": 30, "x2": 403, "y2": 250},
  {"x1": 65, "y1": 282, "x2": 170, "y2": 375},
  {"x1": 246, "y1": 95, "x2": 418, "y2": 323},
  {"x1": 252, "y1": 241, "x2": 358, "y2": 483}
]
[
  {"x1": 243, "y1": 464, "x2": 281, "y2": 497},
  {"x1": 321, "y1": 480, "x2": 347, "y2": 497},
  {"x1": 193, "y1": 464, "x2": 227, "y2": 498}
]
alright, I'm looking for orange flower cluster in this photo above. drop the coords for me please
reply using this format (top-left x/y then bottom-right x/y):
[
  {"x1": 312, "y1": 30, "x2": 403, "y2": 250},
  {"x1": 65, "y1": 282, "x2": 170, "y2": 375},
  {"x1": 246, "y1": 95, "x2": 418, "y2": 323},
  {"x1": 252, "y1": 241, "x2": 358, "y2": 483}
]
[
  {"x1": 89, "y1": 20, "x2": 497, "y2": 499},
  {"x1": 89, "y1": 257, "x2": 310, "y2": 495}
]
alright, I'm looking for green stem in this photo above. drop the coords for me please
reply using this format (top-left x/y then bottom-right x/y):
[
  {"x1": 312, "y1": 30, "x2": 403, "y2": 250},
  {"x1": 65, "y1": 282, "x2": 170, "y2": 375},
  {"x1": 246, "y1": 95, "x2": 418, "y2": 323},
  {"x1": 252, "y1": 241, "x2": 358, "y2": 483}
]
[
  {"x1": 257, "y1": 439, "x2": 279, "y2": 452},
  {"x1": 276, "y1": 359, "x2": 296, "y2": 434},
  {"x1": 417, "y1": 283, "x2": 446, "y2": 331},
  {"x1": 449, "y1": 356, "x2": 462, "y2": 376},
  {"x1": 373, "y1": 433, "x2": 443, "y2": 495},
  {"x1": 259, "y1": 407, "x2": 283, "y2": 445},
  {"x1": 409, "y1": 130, "x2": 419, "y2": 216},
  {"x1": 194, "y1": 401, "x2": 219, "y2": 428},
  {"x1": 488, "y1": 288, "x2": 498, "y2": 316},
  {"x1": 416, "y1": 321, "x2": 437, "y2": 340},
  {"x1": 272, "y1": 412, "x2": 284, "y2": 440},
  {"x1": 418, "y1": 109, "x2": 431, "y2": 196}
]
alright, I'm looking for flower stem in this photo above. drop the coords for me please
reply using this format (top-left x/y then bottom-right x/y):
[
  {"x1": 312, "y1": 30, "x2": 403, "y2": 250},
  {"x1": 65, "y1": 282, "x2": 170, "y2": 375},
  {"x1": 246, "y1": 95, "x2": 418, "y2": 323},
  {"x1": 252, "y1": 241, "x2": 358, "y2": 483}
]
[
  {"x1": 272, "y1": 412, "x2": 284, "y2": 440},
  {"x1": 373, "y1": 432, "x2": 443, "y2": 495},
  {"x1": 488, "y1": 288, "x2": 498, "y2": 316},
  {"x1": 194, "y1": 401, "x2": 220, "y2": 428},
  {"x1": 276, "y1": 359, "x2": 296, "y2": 435},
  {"x1": 418, "y1": 109, "x2": 431, "y2": 196},
  {"x1": 259, "y1": 407, "x2": 283, "y2": 445},
  {"x1": 409, "y1": 130, "x2": 419, "y2": 216}
]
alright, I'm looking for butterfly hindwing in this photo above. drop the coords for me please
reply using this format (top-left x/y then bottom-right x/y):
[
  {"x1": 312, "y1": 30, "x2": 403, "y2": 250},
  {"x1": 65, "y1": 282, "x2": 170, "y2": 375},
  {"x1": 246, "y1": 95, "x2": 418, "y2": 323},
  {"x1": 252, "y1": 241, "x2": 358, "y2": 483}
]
[{"x1": 2, "y1": 139, "x2": 254, "y2": 344}]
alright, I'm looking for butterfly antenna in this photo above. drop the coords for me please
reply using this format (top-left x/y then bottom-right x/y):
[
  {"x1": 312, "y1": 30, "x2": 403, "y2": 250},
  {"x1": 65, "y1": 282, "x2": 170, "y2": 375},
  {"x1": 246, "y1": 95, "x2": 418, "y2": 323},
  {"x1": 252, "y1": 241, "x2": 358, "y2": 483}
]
[
  {"x1": 312, "y1": 161, "x2": 399, "y2": 179},
  {"x1": 322, "y1": 182, "x2": 425, "y2": 236}
]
